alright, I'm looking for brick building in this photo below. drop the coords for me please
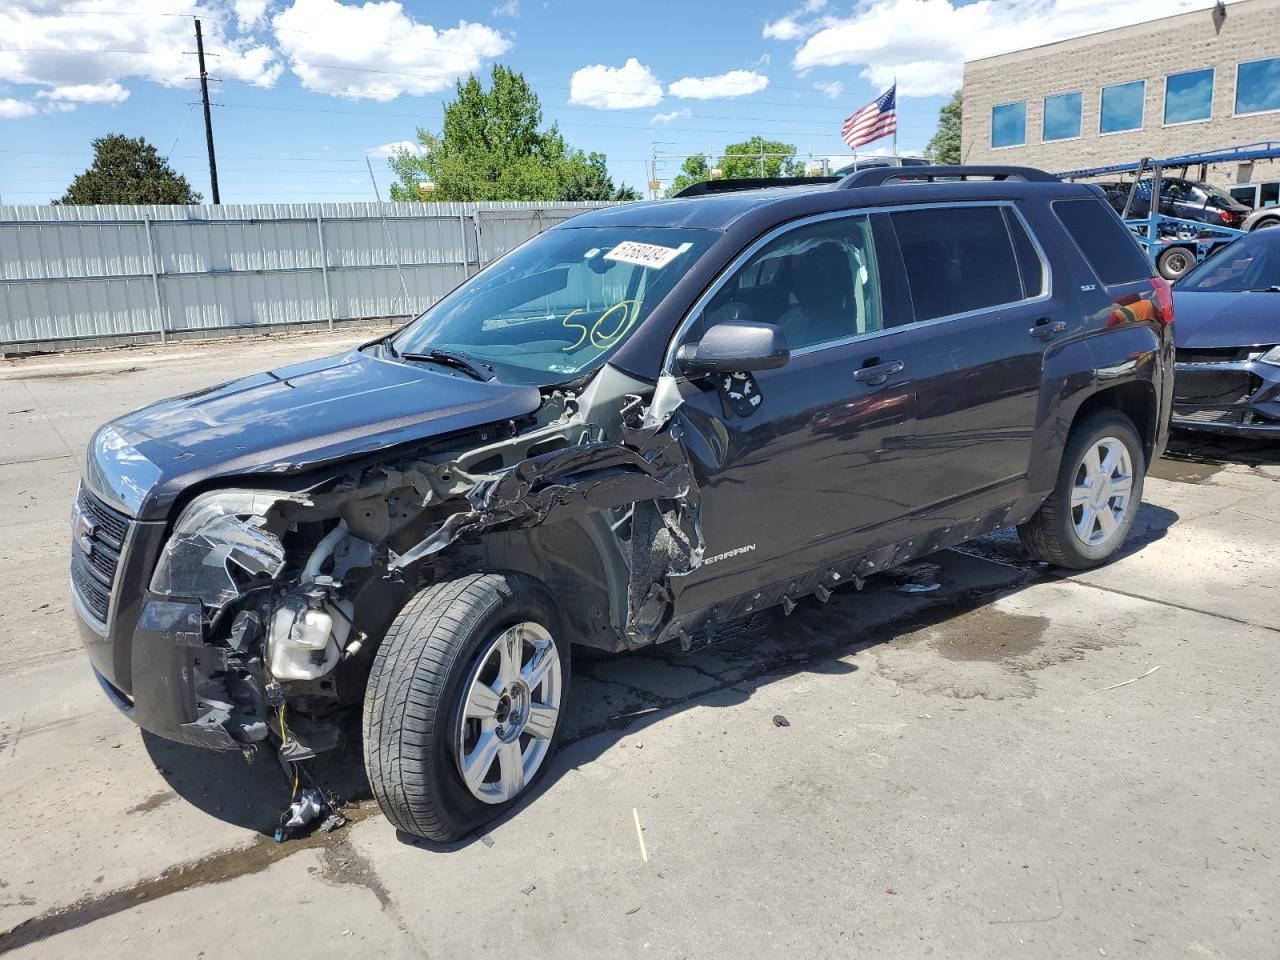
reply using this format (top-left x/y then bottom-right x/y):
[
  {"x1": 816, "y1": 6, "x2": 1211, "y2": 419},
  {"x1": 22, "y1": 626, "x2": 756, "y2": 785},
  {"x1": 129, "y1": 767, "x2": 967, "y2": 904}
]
[{"x1": 961, "y1": 0, "x2": 1280, "y2": 209}]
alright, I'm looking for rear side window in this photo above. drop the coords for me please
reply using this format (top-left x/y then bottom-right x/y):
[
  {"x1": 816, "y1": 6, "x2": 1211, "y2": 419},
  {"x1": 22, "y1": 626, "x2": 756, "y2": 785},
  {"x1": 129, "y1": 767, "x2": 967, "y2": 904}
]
[
  {"x1": 1053, "y1": 198, "x2": 1152, "y2": 285},
  {"x1": 889, "y1": 206, "x2": 1025, "y2": 322}
]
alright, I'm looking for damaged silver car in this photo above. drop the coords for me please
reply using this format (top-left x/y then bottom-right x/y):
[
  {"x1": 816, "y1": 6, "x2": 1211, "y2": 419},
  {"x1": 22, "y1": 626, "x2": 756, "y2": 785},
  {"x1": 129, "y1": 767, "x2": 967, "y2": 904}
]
[{"x1": 73, "y1": 167, "x2": 1173, "y2": 839}]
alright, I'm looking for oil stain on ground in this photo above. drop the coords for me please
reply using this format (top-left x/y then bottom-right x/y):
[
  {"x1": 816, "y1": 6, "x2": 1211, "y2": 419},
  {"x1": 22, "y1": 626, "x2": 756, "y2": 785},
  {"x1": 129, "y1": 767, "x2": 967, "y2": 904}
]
[
  {"x1": 1149, "y1": 457, "x2": 1223, "y2": 485},
  {"x1": 873, "y1": 600, "x2": 1118, "y2": 701}
]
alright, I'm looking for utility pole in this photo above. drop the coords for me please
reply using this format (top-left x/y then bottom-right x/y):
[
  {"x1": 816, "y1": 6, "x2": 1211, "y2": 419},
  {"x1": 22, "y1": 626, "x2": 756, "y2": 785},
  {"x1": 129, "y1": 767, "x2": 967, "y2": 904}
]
[{"x1": 194, "y1": 19, "x2": 220, "y2": 204}]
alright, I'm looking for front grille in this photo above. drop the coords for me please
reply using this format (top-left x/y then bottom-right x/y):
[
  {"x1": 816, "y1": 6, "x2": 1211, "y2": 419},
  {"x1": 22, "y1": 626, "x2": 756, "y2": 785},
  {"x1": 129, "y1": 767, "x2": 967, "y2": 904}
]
[
  {"x1": 70, "y1": 487, "x2": 134, "y2": 624},
  {"x1": 1173, "y1": 370, "x2": 1261, "y2": 405},
  {"x1": 1173, "y1": 404, "x2": 1250, "y2": 425},
  {"x1": 1175, "y1": 347, "x2": 1253, "y2": 365}
]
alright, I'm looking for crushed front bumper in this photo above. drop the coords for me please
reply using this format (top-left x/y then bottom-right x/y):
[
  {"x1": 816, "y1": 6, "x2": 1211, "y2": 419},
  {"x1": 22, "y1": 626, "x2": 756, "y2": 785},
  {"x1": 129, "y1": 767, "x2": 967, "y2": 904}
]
[
  {"x1": 1171, "y1": 358, "x2": 1280, "y2": 436},
  {"x1": 80, "y1": 598, "x2": 246, "y2": 750}
]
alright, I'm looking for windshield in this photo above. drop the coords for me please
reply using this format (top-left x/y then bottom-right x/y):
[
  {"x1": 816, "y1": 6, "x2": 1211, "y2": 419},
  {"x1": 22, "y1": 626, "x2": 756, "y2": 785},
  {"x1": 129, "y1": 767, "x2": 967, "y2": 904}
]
[
  {"x1": 389, "y1": 226, "x2": 720, "y2": 384},
  {"x1": 1179, "y1": 229, "x2": 1280, "y2": 292}
]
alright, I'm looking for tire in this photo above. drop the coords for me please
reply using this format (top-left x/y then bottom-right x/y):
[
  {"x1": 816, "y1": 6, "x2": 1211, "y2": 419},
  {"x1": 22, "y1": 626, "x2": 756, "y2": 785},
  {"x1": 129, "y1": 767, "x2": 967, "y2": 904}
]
[
  {"x1": 1252, "y1": 217, "x2": 1279, "y2": 231},
  {"x1": 1157, "y1": 245, "x2": 1194, "y2": 281},
  {"x1": 363, "y1": 571, "x2": 570, "y2": 841},
  {"x1": 1017, "y1": 410, "x2": 1146, "y2": 570}
]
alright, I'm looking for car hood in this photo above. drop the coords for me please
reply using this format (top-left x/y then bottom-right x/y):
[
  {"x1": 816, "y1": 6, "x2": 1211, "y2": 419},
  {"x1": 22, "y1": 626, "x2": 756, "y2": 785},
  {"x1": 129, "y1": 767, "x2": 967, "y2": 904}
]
[
  {"x1": 1172, "y1": 290, "x2": 1280, "y2": 349},
  {"x1": 87, "y1": 349, "x2": 543, "y2": 519}
]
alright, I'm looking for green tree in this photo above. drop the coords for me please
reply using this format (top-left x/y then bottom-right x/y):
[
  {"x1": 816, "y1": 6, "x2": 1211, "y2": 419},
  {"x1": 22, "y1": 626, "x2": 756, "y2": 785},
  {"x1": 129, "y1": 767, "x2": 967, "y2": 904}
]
[
  {"x1": 925, "y1": 90, "x2": 962, "y2": 165},
  {"x1": 58, "y1": 134, "x2": 200, "y2": 204},
  {"x1": 389, "y1": 66, "x2": 638, "y2": 202},
  {"x1": 665, "y1": 137, "x2": 807, "y2": 196}
]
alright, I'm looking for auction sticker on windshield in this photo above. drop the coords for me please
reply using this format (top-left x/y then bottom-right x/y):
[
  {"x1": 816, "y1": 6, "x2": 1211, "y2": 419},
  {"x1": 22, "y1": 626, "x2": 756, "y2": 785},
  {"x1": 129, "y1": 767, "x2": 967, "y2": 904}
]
[{"x1": 604, "y1": 240, "x2": 690, "y2": 269}]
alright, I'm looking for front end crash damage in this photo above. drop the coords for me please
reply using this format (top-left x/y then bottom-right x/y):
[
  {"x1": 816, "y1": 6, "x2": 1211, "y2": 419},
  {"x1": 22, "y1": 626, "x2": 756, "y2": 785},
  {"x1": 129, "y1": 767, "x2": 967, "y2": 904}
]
[{"x1": 146, "y1": 367, "x2": 706, "y2": 758}]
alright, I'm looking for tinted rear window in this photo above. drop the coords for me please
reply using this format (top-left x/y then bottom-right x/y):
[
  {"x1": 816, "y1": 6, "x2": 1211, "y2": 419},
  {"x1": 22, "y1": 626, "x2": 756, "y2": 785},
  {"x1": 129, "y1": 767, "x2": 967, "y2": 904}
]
[
  {"x1": 1053, "y1": 198, "x2": 1152, "y2": 285},
  {"x1": 890, "y1": 206, "x2": 1025, "y2": 322}
]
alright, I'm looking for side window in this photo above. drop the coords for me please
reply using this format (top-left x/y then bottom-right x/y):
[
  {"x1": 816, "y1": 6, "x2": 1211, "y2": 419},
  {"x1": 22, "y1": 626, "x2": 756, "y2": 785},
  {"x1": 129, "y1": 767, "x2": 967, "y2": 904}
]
[
  {"x1": 1053, "y1": 198, "x2": 1153, "y2": 286},
  {"x1": 702, "y1": 215, "x2": 882, "y2": 351},
  {"x1": 889, "y1": 206, "x2": 1024, "y2": 322}
]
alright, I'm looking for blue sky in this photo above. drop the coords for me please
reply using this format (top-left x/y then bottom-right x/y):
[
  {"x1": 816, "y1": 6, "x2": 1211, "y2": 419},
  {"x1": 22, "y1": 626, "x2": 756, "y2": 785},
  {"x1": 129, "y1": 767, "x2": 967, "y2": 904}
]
[{"x1": 0, "y1": 0, "x2": 1211, "y2": 204}]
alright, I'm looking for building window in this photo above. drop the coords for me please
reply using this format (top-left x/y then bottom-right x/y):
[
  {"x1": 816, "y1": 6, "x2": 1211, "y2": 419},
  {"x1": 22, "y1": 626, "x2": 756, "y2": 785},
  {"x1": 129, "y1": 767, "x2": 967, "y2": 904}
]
[
  {"x1": 1235, "y1": 57, "x2": 1280, "y2": 115},
  {"x1": 1099, "y1": 80, "x2": 1145, "y2": 133},
  {"x1": 1042, "y1": 92, "x2": 1082, "y2": 141},
  {"x1": 1164, "y1": 68, "x2": 1214, "y2": 124},
  {"x1": 991, "y1": 101, "x2": 1026, "y2": 148}
]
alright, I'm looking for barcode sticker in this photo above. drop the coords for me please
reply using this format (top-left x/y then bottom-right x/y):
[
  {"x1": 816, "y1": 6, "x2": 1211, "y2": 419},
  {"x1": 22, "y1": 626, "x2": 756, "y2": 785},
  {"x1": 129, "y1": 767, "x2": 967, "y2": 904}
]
[{"x1": 603, "y1": 240, "x2": 686, "y2": 269}]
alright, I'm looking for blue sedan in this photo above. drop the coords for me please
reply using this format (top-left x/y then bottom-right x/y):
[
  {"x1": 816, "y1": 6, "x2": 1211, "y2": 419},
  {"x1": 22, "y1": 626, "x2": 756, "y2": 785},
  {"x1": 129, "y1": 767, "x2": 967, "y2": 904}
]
[{"x1": 1172, "y1": 229, "x2": 1280, "y2": 436}]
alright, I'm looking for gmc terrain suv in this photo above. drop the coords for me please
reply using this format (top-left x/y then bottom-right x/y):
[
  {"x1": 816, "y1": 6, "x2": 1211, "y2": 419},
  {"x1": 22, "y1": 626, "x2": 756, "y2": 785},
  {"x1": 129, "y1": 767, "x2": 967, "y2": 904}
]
[{"x1": 73, "y1": 166, "x2": 1174, "y2": 841}]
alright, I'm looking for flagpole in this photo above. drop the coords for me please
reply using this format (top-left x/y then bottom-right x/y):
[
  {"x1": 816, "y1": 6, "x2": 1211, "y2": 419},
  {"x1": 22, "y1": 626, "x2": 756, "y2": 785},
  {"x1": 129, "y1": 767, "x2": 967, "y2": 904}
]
[{"x1": 892, "y1": 77, "x2": 898, "y2": 159}]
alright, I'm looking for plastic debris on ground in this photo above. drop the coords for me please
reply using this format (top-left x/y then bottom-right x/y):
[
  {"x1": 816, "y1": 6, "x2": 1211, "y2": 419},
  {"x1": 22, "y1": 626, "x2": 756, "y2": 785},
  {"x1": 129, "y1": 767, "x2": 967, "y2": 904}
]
[
  {"x1": 897, "y1": 582, "x2": 941, "y2": 593},
  {"x1": 772, "y1": 714, "x2": 790, "y2": 728},
  {"x1": 274, "y1": 787, "x2": 325, "y2": 842}
]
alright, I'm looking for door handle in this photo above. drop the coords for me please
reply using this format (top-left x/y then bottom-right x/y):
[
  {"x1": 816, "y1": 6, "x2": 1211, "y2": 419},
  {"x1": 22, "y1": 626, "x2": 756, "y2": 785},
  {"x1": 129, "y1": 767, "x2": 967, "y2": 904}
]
[
  {"x1": 1029, "y1": 318, "x2": 1065, "y2": 341},
  {"x1": 853, "y1": 360, "x2": 904, "y2": 385}
]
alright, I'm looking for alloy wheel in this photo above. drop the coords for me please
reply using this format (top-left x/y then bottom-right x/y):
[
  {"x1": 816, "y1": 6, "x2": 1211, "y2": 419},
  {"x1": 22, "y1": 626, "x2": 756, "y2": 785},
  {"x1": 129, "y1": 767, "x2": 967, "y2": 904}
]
[
  {"x1": 1070, "y1": 436, "x2": 1134, "y2": 548},
  {"x1": 455, "y1": 622, "x2": 562, "y2": 804}
]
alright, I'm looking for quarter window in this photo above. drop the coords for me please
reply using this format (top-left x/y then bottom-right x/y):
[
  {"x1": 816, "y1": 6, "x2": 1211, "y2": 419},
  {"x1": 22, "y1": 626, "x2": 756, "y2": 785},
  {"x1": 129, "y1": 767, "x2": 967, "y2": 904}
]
[
  {"x1": 889, "y1": 206, "x2": 1027, "y2": 323},
  {"x1": 1236, "y1": 57, "x2": 1280, "y2": 115},
  {"x1": 1043, "y1": 91, "x2": 1082, "y2": 141},
  {"x1": 991, "y1": 101, "x2": 1026, "y2": 148},
  {"x1": 1100, "y1": 80, "x2": 1145, "y2": 133},
  {"x1": 1164, "y1": 68, "x2": 1214, "y2": 124},
  {"x1": 701, "y1": 215, "x2": 882, "y2": 352},
  {"x1": 1053, "y1": 198, "x2": 1153, "y2": 286}
]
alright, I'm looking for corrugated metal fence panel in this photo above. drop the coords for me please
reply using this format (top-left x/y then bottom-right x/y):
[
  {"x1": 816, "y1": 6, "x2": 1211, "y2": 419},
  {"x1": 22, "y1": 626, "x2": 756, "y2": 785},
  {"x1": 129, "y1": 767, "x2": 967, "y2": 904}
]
[{"x1": 0, "y1": 200, "x2": 616, "y2": 347}]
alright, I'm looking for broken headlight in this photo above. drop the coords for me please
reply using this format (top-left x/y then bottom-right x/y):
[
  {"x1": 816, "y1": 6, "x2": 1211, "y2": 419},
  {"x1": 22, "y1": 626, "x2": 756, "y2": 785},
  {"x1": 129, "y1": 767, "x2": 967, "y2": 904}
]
[{"x1": 150, "y1": 490, "x2": 290, "y2": 612}]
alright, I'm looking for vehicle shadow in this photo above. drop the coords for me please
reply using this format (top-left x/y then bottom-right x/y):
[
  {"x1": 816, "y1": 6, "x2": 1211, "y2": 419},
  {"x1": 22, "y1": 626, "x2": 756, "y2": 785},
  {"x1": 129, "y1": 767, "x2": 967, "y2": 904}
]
[
  {"x1": 144, "y1": 503, "x2": 1181, "y2": 846},
  {"x1": 1162, "y1": 430, "x2": 1280, "y2": 468}
]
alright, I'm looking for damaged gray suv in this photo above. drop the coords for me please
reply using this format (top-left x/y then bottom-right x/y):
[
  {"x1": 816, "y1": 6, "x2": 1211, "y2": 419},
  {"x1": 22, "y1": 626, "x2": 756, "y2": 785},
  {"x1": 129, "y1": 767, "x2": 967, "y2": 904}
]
[{"x1": 73, "y1": 166, "x2": 1174, "y2": 840}]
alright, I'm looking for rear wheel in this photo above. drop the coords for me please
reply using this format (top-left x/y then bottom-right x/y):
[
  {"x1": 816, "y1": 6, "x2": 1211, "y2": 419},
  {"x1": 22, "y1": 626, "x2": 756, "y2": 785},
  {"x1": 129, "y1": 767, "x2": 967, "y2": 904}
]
[
  {"x1": 1018, "y1": 411, "x2": 1146, "y2": 569},
  {"x1": 1157, "y1": 245, "x2": 1194, "y2": 281},
  {"x1": 1252, "y1": 216, "x2": 1279, "y2": 231},
  {"x1": 363, "y1": 572, "x2": 569, "y2": 841}
]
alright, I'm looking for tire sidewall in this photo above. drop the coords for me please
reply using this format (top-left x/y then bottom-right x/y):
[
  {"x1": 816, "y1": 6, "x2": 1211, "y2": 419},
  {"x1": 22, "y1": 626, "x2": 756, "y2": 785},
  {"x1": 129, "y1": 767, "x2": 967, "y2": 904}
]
[
  {"x1": 1052, "y1": 413, "x2": 1146, "y2": 566},
  {"x1": 369, "y1": 573, "x2": 570, "y2": 839}
]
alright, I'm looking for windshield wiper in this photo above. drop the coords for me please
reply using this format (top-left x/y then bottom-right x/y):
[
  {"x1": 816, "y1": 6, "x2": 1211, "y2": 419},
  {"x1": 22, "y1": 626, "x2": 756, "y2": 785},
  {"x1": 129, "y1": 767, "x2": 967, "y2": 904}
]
[
  {"x1": 1246, "y1": 285, "x2": 1280, "y2": 292},
  {"x1": 400, "y1": 349, "x2": 495, "y2": 381}
]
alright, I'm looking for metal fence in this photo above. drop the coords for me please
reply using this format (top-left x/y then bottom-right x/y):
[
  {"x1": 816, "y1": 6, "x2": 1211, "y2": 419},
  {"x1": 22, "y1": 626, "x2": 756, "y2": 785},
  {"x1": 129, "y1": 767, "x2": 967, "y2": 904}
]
[{"x1": 0, "y1": 200, "x2": 616, "y2": 351}]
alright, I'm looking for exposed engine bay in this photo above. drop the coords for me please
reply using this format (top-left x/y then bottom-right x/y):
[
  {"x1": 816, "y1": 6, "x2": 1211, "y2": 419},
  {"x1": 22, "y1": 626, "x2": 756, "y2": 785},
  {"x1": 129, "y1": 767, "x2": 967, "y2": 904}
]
[{"x1": 145, "y1": 365, "x2": 705, "y2": 759}]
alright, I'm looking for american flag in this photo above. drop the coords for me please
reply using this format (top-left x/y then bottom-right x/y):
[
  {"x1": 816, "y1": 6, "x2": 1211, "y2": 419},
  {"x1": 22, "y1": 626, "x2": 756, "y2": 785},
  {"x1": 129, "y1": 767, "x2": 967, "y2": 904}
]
[{"x1": 842, "y1": 85, "x2": 897, "y2": 151}]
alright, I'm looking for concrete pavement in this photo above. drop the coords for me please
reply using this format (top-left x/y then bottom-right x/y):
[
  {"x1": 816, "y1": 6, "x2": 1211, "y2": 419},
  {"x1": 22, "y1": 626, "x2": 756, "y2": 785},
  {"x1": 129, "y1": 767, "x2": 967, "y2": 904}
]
[{"x1": 1, "y1": 331, "x2": 1277, "y2": 958}]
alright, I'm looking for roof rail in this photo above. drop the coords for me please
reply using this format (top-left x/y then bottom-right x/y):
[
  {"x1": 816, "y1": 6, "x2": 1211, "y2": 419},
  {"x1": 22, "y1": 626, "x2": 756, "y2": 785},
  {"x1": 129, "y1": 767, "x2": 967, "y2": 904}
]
[
  {"x1": 674, "y1": 176, "x2": 839, "y2": 198},
  {"x1": 836, "y1": 165, "x2": 1057, "y2": 189}
]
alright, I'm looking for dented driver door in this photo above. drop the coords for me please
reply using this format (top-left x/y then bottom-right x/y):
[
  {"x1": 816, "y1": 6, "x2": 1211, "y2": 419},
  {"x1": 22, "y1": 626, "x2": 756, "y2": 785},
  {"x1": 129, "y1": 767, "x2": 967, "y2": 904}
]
[{"x1": 666, "y1": 211, "x2": 919, "y2": 617}]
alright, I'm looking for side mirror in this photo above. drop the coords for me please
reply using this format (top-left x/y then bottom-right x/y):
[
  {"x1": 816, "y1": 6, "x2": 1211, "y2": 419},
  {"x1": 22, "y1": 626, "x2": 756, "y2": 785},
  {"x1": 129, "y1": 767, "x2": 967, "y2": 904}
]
[{"x1": 676, "y1": 320, "x2": 790, "y2": 375}]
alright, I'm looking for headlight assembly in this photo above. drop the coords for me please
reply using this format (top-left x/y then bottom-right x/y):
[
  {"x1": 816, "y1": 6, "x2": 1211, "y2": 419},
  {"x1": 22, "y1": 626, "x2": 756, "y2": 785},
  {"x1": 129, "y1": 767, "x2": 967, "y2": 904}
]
[
  {"x1": 1259, "y1": 346, "x2": 1280, "y2": 367},
  {"x1": 150, "y1": 490, "x2": 292, "y2": 611}
]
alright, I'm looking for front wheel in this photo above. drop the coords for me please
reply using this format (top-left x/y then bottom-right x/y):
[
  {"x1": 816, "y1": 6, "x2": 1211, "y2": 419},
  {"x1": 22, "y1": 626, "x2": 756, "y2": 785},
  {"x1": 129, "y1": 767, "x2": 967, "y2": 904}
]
[
  {"x1": 1018, "y1": 411, "x2": 1146, "y2": 569},
  {"x1": 363, "y1": 572, "x2": 569, "y2": 841}
]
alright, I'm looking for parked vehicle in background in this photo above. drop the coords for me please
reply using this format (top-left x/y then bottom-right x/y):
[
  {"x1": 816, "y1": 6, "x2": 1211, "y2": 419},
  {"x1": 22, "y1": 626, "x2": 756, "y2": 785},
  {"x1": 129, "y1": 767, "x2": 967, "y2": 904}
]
[
  {"x1": 1170, "y1": 228, "x2": 1280, "y2": 436},
  {"x1": 830, "y1": 156, "x2": 928, "y2": 176},
  {"x1": 1242, "y1": 205, "x2": 1280, "y2": 232},
  {"x1": 72, "y1": 165, "x2": 1173, "y2": 842},
  {"x1": 1101, "y1": 177, "x2": 1251, "y2": 229}
]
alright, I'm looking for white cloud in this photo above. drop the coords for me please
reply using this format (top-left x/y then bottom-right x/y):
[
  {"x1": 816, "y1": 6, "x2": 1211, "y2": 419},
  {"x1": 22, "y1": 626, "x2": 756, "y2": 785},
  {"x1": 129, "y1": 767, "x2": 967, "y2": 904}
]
[
  {"x1": 273, "y1": 0, "x2": 510, "y2": 100},
  {"x1": 36, "y1": 81, "x2": 130, "y2": 104},
  {"x1": 234, "y1": 0, "x2": 271, "y2": 30},
  {"x1": 669, "y1": 70, "x2": 768, "y2": 100},
  {"x1": 0, "y1": 0, "x2": 282, "y2": 106},
  {"x1": 813, "y1": 79, "x2": 843, "y2": 99},
  {"x1": 0, "y1": 98, "x2": 37, "y2": 120},
  {"x1": 763, "y1": 15, "x2": 807, "y2": 40},
  {"x1": 651, "y1": 108, "x2": 692, "y2": 124},
  {"x1": 492, "y1": 0, "x2": 519, "y2": 14},
  {"x1": 792, "y1": 0, "x2": 1212, "y2": 97},
  {"x1": 569, "y1": 57, "x2": 663, "y2": 109},
  {"x1": 367, "y1": 139, "x2": 423, "y2": 158}
]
